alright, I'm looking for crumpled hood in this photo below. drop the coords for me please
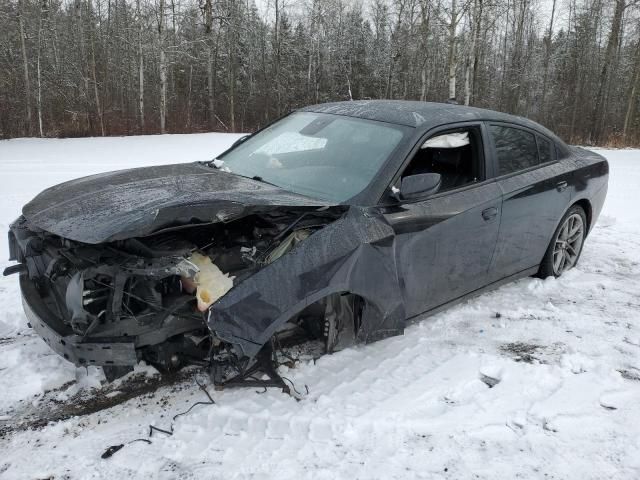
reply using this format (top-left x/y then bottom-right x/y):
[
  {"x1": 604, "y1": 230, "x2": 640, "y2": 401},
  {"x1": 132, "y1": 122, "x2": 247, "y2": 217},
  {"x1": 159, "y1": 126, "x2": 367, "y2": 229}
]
[{"x1": 22, "y1": 162, "x2": 328, "y2": 244}]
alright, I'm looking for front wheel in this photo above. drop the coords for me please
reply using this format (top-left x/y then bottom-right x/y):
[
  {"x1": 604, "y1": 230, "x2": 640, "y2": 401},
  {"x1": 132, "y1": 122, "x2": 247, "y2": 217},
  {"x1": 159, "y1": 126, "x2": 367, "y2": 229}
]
[{"x1": 538, "y1": 205, "x2": 587, "y2": 278}]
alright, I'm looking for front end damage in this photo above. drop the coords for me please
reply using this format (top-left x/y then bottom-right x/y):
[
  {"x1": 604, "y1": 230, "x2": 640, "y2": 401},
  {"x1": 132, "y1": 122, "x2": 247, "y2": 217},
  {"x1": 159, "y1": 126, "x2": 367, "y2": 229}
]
[{"x1": 6, "y1": 205, "x2": 405, "y2": 384}]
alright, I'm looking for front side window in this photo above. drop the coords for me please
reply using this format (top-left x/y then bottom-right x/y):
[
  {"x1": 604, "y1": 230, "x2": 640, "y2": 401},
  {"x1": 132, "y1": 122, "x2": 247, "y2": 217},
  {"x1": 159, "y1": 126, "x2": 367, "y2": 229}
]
[
  {"x1": 490, "y1": 125, "x2": 539, "y2": 176},
  {"x1": 399, "y1": 126, "x2": 484, "y2": 192},
  {"x1": 218, "y1": 112, "x2": 408, "y2": 203}
]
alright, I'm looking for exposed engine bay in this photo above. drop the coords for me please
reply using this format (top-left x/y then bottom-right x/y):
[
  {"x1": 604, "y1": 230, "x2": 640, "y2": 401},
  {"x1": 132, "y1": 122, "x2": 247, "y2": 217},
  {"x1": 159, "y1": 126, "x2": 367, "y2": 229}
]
[{"x1": 7, "y1": 207, "x2": 353, "y2": 383}]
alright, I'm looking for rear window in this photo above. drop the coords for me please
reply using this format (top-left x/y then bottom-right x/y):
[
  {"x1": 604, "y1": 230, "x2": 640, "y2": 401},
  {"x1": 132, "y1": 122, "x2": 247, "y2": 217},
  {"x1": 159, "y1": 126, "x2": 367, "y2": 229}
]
[
  {"x1": 537, "y1": 135, "x2": 556, "y2": 164},
  {"x1": 556, "y1": 141, "x2": 571, "y2": 159},
  {"x1": 490, "y1": 125, "x2": 539, "y2": 176}
]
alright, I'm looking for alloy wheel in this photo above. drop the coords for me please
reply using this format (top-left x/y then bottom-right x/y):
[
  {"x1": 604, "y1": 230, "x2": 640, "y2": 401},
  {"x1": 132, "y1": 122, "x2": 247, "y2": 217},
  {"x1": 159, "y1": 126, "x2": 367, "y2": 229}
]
[{"x1": 553, "y1": 213, "x2": 584, "y2": 276}]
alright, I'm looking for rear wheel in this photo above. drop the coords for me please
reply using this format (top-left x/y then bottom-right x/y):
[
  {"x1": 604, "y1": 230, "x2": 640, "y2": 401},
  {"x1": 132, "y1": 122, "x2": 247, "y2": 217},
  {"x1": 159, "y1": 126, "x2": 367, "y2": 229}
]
[{"x1": 538, "y1": 205, "x2": 587, "y2": 278}]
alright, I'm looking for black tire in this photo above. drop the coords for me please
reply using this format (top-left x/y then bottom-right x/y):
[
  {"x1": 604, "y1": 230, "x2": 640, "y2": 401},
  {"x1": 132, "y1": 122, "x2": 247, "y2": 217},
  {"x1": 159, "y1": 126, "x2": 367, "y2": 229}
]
[{"x1": 538, "y1": 205, "x2": 587, "y2": 278}]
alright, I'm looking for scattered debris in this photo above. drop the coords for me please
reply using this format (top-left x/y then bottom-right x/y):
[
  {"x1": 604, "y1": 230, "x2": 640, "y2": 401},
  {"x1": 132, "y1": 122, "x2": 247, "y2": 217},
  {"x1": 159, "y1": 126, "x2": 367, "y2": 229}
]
[
  {"x1": 0, "y1": 369, "x2": 197, "y2": 438},
  {"x1": 101, "y1": 444, "x2": 124, "y2": 459},
  {"x1": 479, "y1": 373, "x2": 501, "y2": 388},
  {"x1": 499, "y1": 342, "x2": 543, "y2": 363},
  {"x1": 618, "y1": 368, "x2": 640, "y2": 381},
  {"x1": 101, "y1": 439, "x2": 152, "y2": 459},
  {"x1": 103, "y1": 378, "x2": 216, "y2": 459}
]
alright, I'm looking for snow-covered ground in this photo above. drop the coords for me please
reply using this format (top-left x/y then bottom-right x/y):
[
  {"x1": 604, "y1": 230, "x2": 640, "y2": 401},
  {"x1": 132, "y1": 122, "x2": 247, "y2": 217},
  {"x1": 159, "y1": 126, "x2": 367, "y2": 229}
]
[{"x1": 0, "y1": 135, "x2": 639, "y2": 479}]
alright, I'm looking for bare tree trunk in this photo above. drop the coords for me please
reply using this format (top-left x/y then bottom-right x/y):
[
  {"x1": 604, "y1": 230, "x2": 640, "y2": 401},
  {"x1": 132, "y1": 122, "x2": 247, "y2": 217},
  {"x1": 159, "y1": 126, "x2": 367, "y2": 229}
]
[
  {"x1": 48, "y1": 2, "x2": 60, "y2": 73},
  {"x1": 228, "y1": 0, "x2": 236, "y2": 132},
  {"x1": 160, "y1": 48, "x2": 167, "y2": 133},
  {"x1": 137, "y1": 0, "x2": 145, "y2": 131},
  {"x1": 75, "y1": 0, "x2": 91, "y2": 133},
  {"x1": 420, "y1": 60, "x2": 428, "y2": 100},
  {"x1": 505, "y1": 0, "x2": 529, "y2": 113},
  {"x1": 447, "y1": 0, "x2": 458, "y2": 101},
  {"x1": 498, "y1": 0, "x2": 513, "y2": 110},
  {"x1": 36, "y1": 1, "x2": 44, "y2": 137},
  {"x1": 18, "y1": 0, "x2": 34, "y2": 135},
  {"x1": 203, "y1": 0, "x2": 215, "y2": 128},
  {"x1": 89, "y1": 0, "x2": 105, "y2": 136},
  {"x1": 418, "y1": 0, "x2": 431, "y2": 101},
  {"x1": 158, "y1": 0, "x2": 167, "y2": 133},
  {"x1": 590, "y1": 0, "x2": 625, "y2": 143},
  {"x1": 207, "y1": 47, "x2": 214, "y2": 127},
  {"x1": 540, "y1": 0, "x2": 556, "y2": 110},
  {"x1": 306, "y1": 0, "x2": 316, "y2": 103},
  {"x1": 168, "y1": 0, "x2": 178, "y2": 120},
  {"x1": 274, "y1": 0, "x2": 282, "y2": 116},
  {"x1": 186, "y1": 64, "x2": 193, "y2": 128},
  {"x1": 315, "y1": 36, "x2": 320, "y2": 103},
  {"x1": 464, "y1": 0, "x2": 482, "y2": 105},
  {"x1": 385, "y1": 0, "x2": 406, "y2": 99}
]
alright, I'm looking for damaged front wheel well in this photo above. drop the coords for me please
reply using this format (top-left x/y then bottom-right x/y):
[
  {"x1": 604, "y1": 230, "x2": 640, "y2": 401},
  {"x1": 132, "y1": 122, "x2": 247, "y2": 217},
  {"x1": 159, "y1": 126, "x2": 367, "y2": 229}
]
[{"x1": 290, "y1": 292, "x2": 365, "y2": 353}]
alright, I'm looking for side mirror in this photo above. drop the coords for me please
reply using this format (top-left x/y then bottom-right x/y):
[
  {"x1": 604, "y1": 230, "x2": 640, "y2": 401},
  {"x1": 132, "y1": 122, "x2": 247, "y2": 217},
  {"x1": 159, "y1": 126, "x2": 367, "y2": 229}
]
[{"x1": 400, "y1": 173, "x2": 441, "y2": 200}]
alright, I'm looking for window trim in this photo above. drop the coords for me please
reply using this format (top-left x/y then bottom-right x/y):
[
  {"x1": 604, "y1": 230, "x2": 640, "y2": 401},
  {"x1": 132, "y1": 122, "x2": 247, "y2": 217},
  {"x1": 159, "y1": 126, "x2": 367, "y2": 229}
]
[
  {"x1": 378, "y1": 121, "x2": 491, "y2": 205},
  {"x1": 486, "y1": 121, "x2": 559, "y2": 180}
]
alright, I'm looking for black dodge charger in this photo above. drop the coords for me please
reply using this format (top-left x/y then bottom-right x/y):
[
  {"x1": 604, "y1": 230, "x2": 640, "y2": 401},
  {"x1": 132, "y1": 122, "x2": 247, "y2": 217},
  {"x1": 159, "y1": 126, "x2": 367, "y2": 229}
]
[{"x1": 4, "y1": 101, "x2": 609, "y2": 385}]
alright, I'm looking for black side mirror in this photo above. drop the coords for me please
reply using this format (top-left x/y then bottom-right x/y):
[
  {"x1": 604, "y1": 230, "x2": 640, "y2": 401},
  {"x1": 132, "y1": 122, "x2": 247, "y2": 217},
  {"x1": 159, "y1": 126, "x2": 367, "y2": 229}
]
[{"x1": 400, "y1": 173, "x2": 442, "y2": 200}]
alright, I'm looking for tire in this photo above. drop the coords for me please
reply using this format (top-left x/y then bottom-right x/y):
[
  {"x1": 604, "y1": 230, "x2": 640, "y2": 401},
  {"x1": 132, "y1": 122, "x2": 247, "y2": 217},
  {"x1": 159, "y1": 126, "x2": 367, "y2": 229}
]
[{"x1": 538, "y1": 205, "x2": 587, "y2": 278}]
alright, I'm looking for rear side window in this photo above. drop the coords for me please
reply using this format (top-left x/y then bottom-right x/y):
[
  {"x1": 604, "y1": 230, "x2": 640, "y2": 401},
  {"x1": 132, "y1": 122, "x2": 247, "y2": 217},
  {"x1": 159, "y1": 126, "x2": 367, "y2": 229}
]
[
  {"x1": 537, "y1": 136, "x2": 556, "y2": 164},
  {"x1": 556, "y1": 141, "x2": 571, "y2": 159},
  {"x1": 490, "y1": 125, "x2": 539, "y2": 176}
]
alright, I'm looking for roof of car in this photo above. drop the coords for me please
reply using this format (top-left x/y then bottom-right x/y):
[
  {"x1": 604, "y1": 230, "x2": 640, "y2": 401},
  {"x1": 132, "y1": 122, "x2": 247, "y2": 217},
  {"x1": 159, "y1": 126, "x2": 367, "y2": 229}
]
[{"x1": 301, "y1": 100, "x2": 557, "y2": 138}]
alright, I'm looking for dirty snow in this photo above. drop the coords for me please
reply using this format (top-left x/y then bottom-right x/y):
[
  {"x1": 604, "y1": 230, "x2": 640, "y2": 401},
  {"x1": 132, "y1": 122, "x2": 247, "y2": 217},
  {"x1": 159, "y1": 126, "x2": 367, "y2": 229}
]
[{"x1": 0, "y1": 136, "x2": 639, "y2": 479}]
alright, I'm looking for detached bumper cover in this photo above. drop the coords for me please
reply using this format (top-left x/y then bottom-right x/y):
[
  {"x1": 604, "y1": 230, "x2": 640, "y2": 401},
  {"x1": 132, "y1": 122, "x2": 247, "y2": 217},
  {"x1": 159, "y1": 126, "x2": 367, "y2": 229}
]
[{"x1": 21, "y1": 275, "x2": 138, "y2": 367}]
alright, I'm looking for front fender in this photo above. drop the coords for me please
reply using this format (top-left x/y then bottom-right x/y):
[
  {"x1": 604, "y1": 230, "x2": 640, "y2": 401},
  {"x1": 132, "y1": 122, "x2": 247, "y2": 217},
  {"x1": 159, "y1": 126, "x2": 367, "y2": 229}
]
[{"x1": 208, "y1": 207, "x2": 405, "y2": 359}]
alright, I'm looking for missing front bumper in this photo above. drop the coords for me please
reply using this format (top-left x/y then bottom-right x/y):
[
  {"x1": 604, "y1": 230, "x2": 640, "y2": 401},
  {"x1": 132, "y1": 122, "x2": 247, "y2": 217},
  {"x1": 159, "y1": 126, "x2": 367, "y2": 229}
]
[{"x1": 21, "y1": 276, "x2": 138, "y2": 367}]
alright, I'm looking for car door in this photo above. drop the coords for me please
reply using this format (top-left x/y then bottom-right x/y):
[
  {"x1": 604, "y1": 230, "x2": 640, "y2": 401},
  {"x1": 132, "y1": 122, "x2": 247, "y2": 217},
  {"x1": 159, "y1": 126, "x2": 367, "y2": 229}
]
[
  {"x1": 377, "y1": 123, "x2": 502, "y2": 319},
  {"x1": 486, "y1": 123, "x2": 571, "y2": 282}
]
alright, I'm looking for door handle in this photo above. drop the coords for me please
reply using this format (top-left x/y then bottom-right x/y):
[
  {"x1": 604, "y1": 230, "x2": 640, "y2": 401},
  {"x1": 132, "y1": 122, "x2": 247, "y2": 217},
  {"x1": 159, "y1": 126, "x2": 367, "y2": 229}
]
[
  {"x1": 556, "y1": 181, "x2": 568, "y2": 192},
  {"x1": 482, "y1": 207, "x2": 498, "y2": 221}
]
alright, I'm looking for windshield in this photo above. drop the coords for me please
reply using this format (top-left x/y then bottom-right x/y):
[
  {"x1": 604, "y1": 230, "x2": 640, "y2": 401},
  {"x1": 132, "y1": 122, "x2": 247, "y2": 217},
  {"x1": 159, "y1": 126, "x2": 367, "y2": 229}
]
[{"x1": 217, "y1": 112, "x2": 407, "y2": 202}]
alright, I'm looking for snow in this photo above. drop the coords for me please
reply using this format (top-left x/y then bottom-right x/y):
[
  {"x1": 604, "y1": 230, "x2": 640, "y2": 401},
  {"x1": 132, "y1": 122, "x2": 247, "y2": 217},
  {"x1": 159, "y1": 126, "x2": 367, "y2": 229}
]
[{"x1": 0, "y1": 135, "x2": 639, "y2": 479}]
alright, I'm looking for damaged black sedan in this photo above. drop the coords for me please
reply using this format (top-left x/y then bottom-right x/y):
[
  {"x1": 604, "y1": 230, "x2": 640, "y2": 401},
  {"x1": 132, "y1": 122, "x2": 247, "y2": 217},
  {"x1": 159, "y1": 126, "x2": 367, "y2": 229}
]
[{"x1": 4, "y1": 101, "x2": 608, "y2": 384}]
